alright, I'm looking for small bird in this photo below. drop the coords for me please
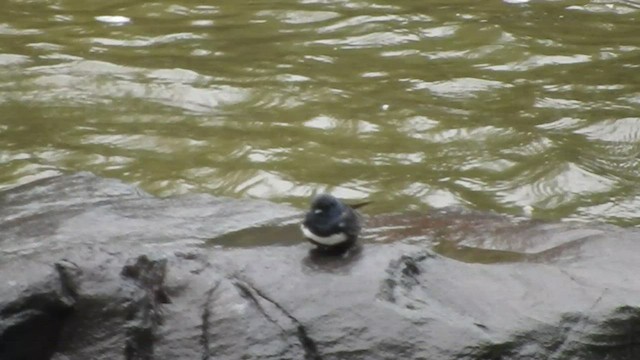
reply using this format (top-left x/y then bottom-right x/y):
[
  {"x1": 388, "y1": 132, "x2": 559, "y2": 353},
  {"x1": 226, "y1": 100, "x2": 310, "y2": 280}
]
[{"x1": 301, "y1": 194, "x2": 369, "y2": 252}]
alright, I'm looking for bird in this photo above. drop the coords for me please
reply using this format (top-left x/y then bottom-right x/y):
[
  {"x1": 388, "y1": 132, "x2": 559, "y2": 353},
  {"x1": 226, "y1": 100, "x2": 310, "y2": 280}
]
[{"x1": 300, "y1": 193, "x2": 369, "y2": 252}]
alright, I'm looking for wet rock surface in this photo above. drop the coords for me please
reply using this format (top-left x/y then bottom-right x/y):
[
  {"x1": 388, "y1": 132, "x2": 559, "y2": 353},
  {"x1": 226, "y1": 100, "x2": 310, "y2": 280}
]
[{"x1": 2, "y1": 173, "x2": 640, "y2": 360}]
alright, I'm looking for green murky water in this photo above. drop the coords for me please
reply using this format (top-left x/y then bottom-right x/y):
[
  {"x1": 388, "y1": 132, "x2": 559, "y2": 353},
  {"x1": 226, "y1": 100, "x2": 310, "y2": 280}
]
[{"x1": 2, "y1": 0, "x2": 640, "y2": 225}]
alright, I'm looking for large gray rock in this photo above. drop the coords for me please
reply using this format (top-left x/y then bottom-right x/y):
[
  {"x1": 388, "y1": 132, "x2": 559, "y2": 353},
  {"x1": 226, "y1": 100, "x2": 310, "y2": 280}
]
[{"x1": 1, "y1": 173, "x2": 640, "y2": 360}]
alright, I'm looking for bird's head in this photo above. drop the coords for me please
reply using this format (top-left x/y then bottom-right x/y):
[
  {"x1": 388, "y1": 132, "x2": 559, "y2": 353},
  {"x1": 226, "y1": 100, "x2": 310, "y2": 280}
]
[{"x1": 307, "y1": 193, "x2": 344, "y2": 219}]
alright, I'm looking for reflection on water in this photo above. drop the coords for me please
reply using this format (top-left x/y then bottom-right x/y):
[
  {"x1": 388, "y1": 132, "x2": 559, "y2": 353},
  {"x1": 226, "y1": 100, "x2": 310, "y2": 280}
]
[
  {"x1": 2, "y1": 0, "x2": 640, "y2": 226},
  {"x1": 433, "y1": 240, "x2": 526, "y2": 264},
  {"x1": 208, "y1": 221, "x2": 302, "y2": 248}
]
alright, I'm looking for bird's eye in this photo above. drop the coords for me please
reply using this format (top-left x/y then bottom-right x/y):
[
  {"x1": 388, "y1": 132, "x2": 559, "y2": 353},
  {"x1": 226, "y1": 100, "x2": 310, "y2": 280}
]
[{"x1": 314, "y1": 208, "x2": 323, "y2": 214}]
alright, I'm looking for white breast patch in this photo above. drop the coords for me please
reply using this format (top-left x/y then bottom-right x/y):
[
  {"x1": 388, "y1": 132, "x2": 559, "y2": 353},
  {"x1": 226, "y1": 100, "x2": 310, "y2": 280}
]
[{"x1": 301, "y1": 224, "x2": 348, "y2": 245}]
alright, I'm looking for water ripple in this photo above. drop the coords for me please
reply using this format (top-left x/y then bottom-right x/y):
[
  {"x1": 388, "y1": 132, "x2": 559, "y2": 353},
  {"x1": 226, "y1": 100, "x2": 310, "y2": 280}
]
[
  {"x1": 14, "y1": 60, "x2": 249, "y2": 112},
  {"x1": 0, "y1": 54, "x2": 30, "y2": 66},
  {"x1": 576, "y1": 118, "x2": 640, "y2": 142},
  {"x1": 486, "y1": 54, "x2": 592, "y2": 71},
  {"x1": 261, "y1": 10, "x2": 340, "y2": 24},
  {"x1": 497, "y1": 162, "x2": 616, "y2": 208},
  {"x1": 313, "y1": 31, "x2": 420, "y2": 48},
  {"x1": 92, "y1": 32, "x2": 205, "y2": 47}
]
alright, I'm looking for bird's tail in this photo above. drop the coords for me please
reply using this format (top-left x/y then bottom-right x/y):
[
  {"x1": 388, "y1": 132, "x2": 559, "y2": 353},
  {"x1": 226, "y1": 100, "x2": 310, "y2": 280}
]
[{"x1": 349, "y1": 201, "x2": 371, "y2": 210}]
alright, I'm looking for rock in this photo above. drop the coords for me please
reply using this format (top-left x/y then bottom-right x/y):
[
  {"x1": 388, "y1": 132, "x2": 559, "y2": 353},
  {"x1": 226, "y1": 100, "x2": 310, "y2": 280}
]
[{"x1": 1, "y1": 173, "x2": 640, "y2": 360}]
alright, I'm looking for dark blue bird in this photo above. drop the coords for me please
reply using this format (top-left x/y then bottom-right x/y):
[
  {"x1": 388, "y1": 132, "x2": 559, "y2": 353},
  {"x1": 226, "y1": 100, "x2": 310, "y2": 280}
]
[{"x1": 301, "y1": 194, "x2": 369, "y2": 251}]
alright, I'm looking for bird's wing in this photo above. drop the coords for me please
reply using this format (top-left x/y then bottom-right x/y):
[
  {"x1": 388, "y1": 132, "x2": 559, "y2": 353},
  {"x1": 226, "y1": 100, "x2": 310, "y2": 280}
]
[{"x1": 338, "y1": 208, "x2": 361, "y2": 237}]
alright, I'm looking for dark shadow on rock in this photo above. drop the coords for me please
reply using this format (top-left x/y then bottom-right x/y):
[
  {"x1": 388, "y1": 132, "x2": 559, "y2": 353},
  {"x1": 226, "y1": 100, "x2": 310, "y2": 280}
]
[
  {"x1": 0, "y1": 262, "x2": 78, "y2": 360},
  {"x1": 0, "y1": 305, "x2": 71, "y2": 360}
]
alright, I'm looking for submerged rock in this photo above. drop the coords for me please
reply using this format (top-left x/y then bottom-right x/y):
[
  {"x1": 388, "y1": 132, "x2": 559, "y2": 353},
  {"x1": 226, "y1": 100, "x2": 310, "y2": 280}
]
[{"x1": 1, "y1": 173, "x2": 640, "y2": 360}]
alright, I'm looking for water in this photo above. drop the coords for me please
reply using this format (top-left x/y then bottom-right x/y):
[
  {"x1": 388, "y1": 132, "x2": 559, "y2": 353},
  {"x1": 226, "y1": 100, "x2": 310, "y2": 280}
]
[{"x1": 2, "y1": 0, "x2": 640, "y2": 226}]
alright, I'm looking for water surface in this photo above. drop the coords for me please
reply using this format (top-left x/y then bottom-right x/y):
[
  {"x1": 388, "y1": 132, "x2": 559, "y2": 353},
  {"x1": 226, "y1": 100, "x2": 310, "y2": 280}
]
[{"x1": 2, "y1": 0, "x2": 640, "y2": 225}]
